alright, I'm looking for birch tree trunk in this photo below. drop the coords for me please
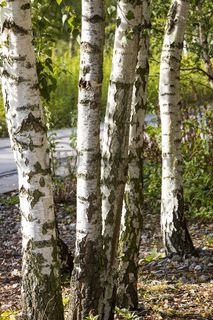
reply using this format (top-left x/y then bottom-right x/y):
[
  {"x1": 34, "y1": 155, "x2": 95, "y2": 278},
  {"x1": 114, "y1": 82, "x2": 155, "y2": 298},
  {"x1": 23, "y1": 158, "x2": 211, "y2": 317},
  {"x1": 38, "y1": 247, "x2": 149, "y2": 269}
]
[
  {"x1": 0, "y1": 1, "x2": 64, "y2": 319},
  {"x1": 117, "y1": 0, "x2": 151, "y2": 309},
  {"x1": 101, "y1": 1, "x2": 140, "y2": 318},
  {"x1": 159, "y1": 0, "x2": 195, "y2": 256},
  {"x1": 69, "y1": 0, "x2": 104, "y2": 319},
  {"x1": 197, "y1": 4, "x2": 213, "y2": 90}
]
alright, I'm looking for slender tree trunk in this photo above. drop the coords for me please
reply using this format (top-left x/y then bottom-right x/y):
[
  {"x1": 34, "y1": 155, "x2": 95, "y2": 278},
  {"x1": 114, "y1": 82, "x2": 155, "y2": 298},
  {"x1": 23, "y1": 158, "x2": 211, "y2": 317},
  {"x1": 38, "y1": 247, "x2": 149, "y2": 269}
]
[
  {"x1": 197, "y1": 4, "x2": 213, "y2": 90},
  {"x1": 101, "y1": 1, "x2": 140, "y2": 319},
  {"x1": 117, "y1": 0, "x2": 151, "y2": 309},
  {"x1": 0, "y1": 1, "x2": 64, "y2": 319},
  {"x1": 159, "y1": 0, "x2": 195, "y2": 256},
  {"x1": 69, "y1": 0, "x2": 104, "y2": 319}
]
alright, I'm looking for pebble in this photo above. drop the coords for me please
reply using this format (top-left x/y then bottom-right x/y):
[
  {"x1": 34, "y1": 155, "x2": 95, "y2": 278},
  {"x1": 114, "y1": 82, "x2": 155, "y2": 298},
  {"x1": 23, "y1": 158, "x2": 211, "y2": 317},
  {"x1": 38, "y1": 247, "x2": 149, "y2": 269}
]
[
  {"x1": 189, "y1": 263, "x2": 196, "y2": 271},
  {"x1": 199, "y1": 275, "x2": 209, "y2": 282},
  {"x1": 194, "y1": 265, "x2": 202, "y2": 272},
  {"x1": 207, "y1": 262, "x2": 213, "y2": 269}
]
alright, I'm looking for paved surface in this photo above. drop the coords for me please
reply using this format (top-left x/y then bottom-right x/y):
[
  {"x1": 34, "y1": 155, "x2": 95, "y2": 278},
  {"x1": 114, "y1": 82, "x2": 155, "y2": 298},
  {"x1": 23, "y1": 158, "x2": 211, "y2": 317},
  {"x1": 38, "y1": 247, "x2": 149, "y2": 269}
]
[
  {"x1": 0, "y1": 129, "x2": 75, "y2": 194},
  {"x1": 0, "y1": 116, "x2": 156, "y2": 194}
]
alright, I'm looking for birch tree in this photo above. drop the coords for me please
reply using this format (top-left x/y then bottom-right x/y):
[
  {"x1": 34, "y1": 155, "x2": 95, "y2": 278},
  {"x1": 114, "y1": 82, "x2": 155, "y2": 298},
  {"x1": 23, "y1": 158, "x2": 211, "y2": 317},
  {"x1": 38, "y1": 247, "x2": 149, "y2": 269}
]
[
  {"x1": 117, "y1": 0, "x2": 151, "y2": 309},
  {"x1": 159, "y1": 0, "x2": 195, "y2": 256},
  {"x1": 101, "y1": 1, "x2": 141, "y2": 318},
  {"x1": 69, "y1": 0, "x2": 104, "y2": 319},
  {"x1": 0, "y1": 1, "x2": 64, "y2": 319}
]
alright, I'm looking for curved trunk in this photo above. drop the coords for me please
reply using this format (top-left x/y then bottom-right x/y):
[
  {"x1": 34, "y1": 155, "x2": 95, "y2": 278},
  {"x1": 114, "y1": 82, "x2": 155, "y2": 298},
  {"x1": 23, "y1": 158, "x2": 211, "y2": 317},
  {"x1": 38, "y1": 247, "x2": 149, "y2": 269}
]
[
  {"x1": 0, "y1": 1, "x2": 64, "y2": 319},
  {"x1": 117, "y1": 0, "x2": 151, "y2": 309},
  {"x1": 69, "y1": 1, "x2": 104, "y2": 319},
  {"x1": 159, "y1": 0, "x2": 195, "y2": 256},
  {"x1": 101, "y1": 1, "x2": 140, "y2": 318}
]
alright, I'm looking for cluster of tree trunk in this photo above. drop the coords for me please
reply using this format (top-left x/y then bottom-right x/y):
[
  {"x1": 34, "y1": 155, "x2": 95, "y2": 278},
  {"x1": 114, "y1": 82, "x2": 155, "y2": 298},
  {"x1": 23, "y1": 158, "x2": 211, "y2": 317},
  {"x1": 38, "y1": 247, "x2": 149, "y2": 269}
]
[{"x1": 0, "y1": 0, "x2": 202, "y2": 319}]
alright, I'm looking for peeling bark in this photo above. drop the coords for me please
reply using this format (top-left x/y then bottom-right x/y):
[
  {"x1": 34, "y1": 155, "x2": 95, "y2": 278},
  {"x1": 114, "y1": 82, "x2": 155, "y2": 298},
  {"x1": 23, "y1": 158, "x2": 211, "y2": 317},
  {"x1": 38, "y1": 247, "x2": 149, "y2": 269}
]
[
  {"x1": 159, "y1": 0, "x2": 195, "y2": 256},
  {"x1": 68, "y1": 1, "x2": 104, "y2": 319},
  {"x1": 117, "y1": 0, "x2": 151, "y2": 309},
  {"x1": 0, "y1": 1, "x2": 64, "y2": 319},
  {"x1": 101, "y1": 1, "x2": 141, "y2": 319}
]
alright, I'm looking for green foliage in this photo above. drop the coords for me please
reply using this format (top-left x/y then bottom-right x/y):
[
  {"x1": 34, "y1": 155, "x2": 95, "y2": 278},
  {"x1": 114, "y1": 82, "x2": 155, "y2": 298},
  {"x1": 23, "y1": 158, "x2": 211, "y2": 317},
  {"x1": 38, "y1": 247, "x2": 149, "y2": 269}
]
[
  {"x1": 144, "y1": 248, "x2": 164, "y2": 262},
  {"x1": 0, "y1": 94, "x2": 7, "y2": 137},
  {"x1": 48, "y1": 42, "x2": 79, "y2": 129},
  {"x1": 182, "y1": 106, "x2": 213, "y2": 218},
  {"x1": 115, "y1": 307, "x2": 138, "y2": 320},
  {"x1": 0, "y1": 194, "x2": 19, "y2": 206},
  {"x1": 85, "y1": 313, "x2": 99, "y2": 320}
]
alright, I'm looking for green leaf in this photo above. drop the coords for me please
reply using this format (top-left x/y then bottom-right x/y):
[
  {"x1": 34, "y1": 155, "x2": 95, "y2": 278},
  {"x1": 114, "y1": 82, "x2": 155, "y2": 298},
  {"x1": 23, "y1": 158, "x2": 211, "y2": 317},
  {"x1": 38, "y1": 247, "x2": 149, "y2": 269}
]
[
  {"x1": 0, "y1": 1, "x2": 7, "y2": 7},
  {"x1": 55, "y1": 0, "x2": 62, "y2": 5},
  {"x1": 126, "y1": 10, "x2": 135, "y2": 21}
]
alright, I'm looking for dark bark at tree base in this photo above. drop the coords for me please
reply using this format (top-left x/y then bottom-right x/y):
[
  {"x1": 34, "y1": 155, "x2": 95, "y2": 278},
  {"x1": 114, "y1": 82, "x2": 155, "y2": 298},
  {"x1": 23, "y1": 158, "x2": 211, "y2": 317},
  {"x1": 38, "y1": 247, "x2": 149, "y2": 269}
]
[{"x1": 162, "y1": 190, "x2": 196, "y2": 257}]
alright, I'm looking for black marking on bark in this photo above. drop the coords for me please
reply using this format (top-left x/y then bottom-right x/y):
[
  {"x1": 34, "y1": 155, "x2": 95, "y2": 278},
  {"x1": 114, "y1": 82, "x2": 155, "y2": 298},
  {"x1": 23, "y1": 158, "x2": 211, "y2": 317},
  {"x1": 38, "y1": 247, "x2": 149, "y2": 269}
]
[
  {"x1": 30, "y1": 83, "x2": 39, "y2": 90},
  {"x1": 82, "y1": 65, "x2": 90, "y2": 76},
  {"x1": 30, "y1": 189, "x2": 45, "y2": 208},
  {"x1": 85, "y1": 14, "x2": 104, "y2": 23},
  {"x1": 2, "y1": 19, "x2": 28, "y2": 35},
  {"x1": 42, "y1": 221, "x2": 55, "y2": 235},
  {"x1": 79, "y1": 78, "x2": 91, "y2": 90},
  {"x1": 17, "y1": 103, "x2": 39, "y2": 112},
  {"x1": 27, "y1": 162, "x2": 50, "y2": 182},
  {"x1": 16, "y1": 112, "x2": 46, "y2": 134},
  {"x1": 2, "y1": 70, "x2": 27, "y2": 84},
  {"x1": 21, "y1": 3, "x2": 31, "y2": 10},
  {"x1": 39, "y1": 177, "x2": 45, "y2": 187},
  {"x1": 81, "y1": 41, "x2": 100, "y2": 53}
]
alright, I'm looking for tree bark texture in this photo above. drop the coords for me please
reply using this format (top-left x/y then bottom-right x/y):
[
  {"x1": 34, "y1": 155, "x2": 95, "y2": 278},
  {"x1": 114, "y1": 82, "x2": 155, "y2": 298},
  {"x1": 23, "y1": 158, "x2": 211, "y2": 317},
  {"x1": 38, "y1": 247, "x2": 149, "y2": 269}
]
[
  {"x1": 159, "y1": 0, "x2": 195, "y2": 256},
  {"x1": 101, "y1": 1, "x2": 141, "y2": 318},
  {"x1": 0, "y1": 1, "x2": 64, "y2": 319},
  {"x1": 117, "y1": 0, "x2": 151, "y2": 309},
  {"x1": 69, "y1": 0, "x2": 104, "y2": 319}
]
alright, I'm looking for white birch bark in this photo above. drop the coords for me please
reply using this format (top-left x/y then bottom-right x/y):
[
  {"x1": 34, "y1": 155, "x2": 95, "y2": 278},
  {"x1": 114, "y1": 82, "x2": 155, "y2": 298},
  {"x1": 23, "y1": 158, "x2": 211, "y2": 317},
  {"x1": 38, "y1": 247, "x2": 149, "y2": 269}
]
[
  {"x1": 101, "y1": 1, "x2": 141, "y2": 318},
  {"x1": 159, "y1": 0, "x2": 195, "y2": 256},
  {"x1": 69, "y1": 1, "x2": 104, "y2": 319},
  {"x1": 117, "y1": 0, "x2": 151, "y2": 309},
  {"x1": 0, "y1": 1, "x2": 64, "y2": 319}
]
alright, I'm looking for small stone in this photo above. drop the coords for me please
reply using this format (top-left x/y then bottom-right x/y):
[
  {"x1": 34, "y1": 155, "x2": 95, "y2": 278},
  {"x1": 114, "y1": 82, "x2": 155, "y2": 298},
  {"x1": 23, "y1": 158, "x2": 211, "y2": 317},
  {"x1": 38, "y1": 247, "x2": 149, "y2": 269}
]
[
  {"x1": 69, "y1": 223, "x2": 76, "y2": 230},
  {"x1": 207, "y1": 262, "x2": 213, "y2": 269},
  {"x1": 189, "y1": 263, "x2": 196, "y2": 271},
  {"x1": 199, "y1": 275, "x2": 209, "y2": 282},
  {"x1": 194, "y1": 264, "x2": 202, "y2": 272}
]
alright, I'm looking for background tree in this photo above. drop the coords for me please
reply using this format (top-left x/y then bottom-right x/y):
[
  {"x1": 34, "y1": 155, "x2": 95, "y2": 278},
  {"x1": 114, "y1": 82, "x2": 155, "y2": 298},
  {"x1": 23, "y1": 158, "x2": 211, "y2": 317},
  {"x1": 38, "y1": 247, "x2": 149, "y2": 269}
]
[
  {"x1": 159, "y1": 0, "x2": 195, "y2": 256},
  {"x1": 68, "y1": 0, "x2": 105, "y2": 319},
  {"x1": 117, "y1": 0, "x2": 151, "y2": 309},
  {"x1": 0, "y1": 1, "x2": 64, "y2": 319},
  {"x1": 196, "y1": 1, "x2": 213, "y2": 90}
]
